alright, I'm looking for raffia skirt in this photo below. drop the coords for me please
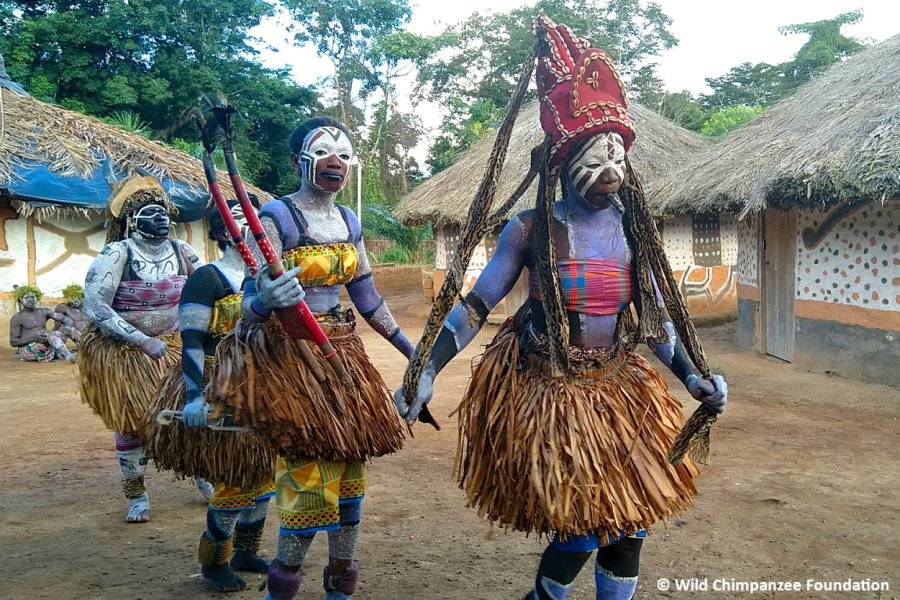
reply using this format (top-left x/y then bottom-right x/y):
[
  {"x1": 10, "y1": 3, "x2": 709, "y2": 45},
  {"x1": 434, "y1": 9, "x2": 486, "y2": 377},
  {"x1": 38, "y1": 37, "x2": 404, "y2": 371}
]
[
  {"x1": 211, "y1": 311, "x2": 405, "y2": 462},
  {"x1": 142, "y1": 356, "x2": 276, "y2": 489},
  {"x1": 456, "y1": 320, "x2": 699, "y2": 540},
  {"x1": 78, "y1": 326, "x2": 181, "y2": 434}
]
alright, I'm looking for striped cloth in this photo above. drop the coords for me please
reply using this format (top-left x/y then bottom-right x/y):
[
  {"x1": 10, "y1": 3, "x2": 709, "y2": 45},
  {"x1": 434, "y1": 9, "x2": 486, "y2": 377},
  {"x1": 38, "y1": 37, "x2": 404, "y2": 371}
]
[{"x1": 530, "y1": 259, "x2": 632, "y2": 316}]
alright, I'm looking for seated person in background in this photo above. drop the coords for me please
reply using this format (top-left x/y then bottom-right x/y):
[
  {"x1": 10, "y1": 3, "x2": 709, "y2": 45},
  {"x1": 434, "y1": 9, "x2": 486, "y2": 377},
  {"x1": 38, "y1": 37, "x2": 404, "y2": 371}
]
[
  {"x1": 53, "y1": 284, "x2": 89, "y2": 347},
  {"x1": 9, "y1": 287, "x2": 76, "y2": 363}
]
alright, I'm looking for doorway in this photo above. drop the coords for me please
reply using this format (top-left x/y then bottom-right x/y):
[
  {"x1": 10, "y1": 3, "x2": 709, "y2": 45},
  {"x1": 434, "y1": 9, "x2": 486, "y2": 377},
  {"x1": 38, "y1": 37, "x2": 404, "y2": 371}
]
[{"x1": 762, "y1": 209, "x2": 796, "y2": 361}]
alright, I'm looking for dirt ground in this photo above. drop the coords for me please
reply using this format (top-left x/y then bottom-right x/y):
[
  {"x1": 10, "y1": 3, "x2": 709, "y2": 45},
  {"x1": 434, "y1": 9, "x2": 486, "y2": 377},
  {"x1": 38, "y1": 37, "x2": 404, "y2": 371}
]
[{"x1": 0, "y1": 291, "x2": 897, "y2": 600}]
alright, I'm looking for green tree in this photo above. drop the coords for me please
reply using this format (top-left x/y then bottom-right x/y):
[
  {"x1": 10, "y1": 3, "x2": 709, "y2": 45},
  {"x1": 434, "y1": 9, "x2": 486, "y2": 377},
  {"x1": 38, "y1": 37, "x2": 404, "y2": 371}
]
[
  {"x1": 701, "y1": 11, "x2": 866, "y2": 111},
  {"x1": 699, "y1": 105, "x2": 766, "y2": 138},
  {"x1": 658, "y1": 91, "x2": 706, "y2": 131},
  {"x1": 701, "y1": 62, "x2": 787, "y2": 110},
  {"x1": 779, "y1": 10, "x2": 865, "y2": 91},
  {"x1": 0, "y1": 0, "x2": 319, "y2": 195},
  {"x1": 417, "y1": 0, "x2": 677, "y2": 172}
]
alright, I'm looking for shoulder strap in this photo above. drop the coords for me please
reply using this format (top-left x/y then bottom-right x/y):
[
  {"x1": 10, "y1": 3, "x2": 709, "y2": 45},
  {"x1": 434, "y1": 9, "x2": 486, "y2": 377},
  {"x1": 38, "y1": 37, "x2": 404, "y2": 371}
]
[{"x1": 337, "y1": 205, "x2": 362, "y2": 244}]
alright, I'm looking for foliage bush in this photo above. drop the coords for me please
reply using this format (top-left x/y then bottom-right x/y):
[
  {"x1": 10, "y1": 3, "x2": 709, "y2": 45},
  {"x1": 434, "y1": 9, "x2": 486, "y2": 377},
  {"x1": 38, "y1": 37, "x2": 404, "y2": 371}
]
[
  {"x1": 62, "y1": 284, "x2": 84, "y2": 302},
  {"x1": 12, "y1": 285, "x2": 43, "y2": 304},
  {"x1": 700, "y1": 105, "x2": 767, "y2": 138},
  {"x1": 375, "y1": 246, "x2": 412, "y2": 265}
]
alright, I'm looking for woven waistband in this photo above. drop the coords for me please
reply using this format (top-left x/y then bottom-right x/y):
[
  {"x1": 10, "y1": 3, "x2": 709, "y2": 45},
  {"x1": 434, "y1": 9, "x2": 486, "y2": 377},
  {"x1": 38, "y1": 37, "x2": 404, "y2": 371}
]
[{"x1": 315, "y1": 309, "x2": 356, "y2": 338}]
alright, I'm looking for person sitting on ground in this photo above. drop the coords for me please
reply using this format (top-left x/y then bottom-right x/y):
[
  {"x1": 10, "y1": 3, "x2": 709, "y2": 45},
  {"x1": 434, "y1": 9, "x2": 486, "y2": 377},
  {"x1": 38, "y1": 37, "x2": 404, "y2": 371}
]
[
  {"x1": 9, "y1": 286, "x2": 77, "y2": 363},
  {"x1": 53, "y1": 284, "x2": 89, "y2": 347}
]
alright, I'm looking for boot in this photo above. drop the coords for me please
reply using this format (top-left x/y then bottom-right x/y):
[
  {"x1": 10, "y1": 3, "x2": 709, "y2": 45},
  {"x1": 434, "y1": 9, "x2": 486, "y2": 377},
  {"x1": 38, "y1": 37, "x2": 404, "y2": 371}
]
[
  {"x1": 266, "y1": 559, "x2": 302, "y2": 600},
  {"x1": 231, "y1": 517, "x2": 269, "y2": 573},
  {"x1": 595, "y1": 562, "x2": 638, "y2": 600},
  {"x1": 199, "y1": 533, "x2": 246, "y2": 592},
  {"x1": 323, "y1": 558, "x2": 359, "y2": 600}
]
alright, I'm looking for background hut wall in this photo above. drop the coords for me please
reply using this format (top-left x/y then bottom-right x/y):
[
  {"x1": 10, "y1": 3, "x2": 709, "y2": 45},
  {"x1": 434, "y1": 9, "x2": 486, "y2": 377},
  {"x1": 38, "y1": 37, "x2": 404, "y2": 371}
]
[
  {"x1": 0, "y1": 210, "x2": 215, "y2": 313},
  {"x1": 735, "y1": 200, "x2": 899, "y2": 385},
  {"x1": 432, "y1": 214, "x2": 739, "y2": 323}
]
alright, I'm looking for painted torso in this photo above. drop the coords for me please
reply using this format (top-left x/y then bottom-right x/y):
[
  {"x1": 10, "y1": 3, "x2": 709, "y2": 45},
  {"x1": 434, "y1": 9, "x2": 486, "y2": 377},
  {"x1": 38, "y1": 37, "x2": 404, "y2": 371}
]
[
  {"x1": 85, "y1": 237, "x2": 196, "y2": 340},
  {"x1": 260, "y1": 196, "x2": 360, "y2": 314},
  {"x1": 471, "y1": 192, "x2": 633, "y2": 350}
]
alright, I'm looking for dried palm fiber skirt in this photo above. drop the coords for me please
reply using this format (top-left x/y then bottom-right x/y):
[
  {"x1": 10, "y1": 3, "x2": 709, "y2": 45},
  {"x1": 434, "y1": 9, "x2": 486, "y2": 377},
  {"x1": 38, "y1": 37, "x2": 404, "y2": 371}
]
[
  {"x1": 78, "y1": 326, "x2": 181, "y2": 434},
  {"x1": 212, "y1": 310, "x2": 405, "y2": 461},
  {"x1": 142, "y1": 355, "x2": 276, "y2": 489},
  {"x1": 455, "y1": 319, "x2": 699, "y2": 540}
]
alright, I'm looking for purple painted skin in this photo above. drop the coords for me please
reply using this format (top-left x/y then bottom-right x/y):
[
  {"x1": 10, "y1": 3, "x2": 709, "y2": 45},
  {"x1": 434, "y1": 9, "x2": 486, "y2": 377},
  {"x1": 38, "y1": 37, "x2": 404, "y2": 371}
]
[{"x1": 396, "y1": 141, "x2": 728, "y2": 423}]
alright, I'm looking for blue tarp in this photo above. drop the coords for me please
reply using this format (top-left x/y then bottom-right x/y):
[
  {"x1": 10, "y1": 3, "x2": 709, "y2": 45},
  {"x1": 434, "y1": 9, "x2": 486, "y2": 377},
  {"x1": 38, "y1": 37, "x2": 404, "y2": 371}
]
[{"x1": 4, "y1": 159, "x2": 211, "y2": 222}]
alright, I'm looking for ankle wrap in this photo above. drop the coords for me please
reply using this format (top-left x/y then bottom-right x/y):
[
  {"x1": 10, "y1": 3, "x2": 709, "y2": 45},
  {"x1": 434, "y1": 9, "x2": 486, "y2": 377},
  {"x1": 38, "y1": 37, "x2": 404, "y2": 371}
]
[
  {"x1": 323, "y1": 558, "x2": 359, "y2": 595},
  {"x1": 267, "y1": 559, "x2": 302, "y2": 600},
  {"x1": 122, "y1": 476, "x2": 146, "y2": 499},
  {"x1": 234, "y1": 519, "x2": 265, "y2": 555},
  {"x1": 199, "y1": 535, "x2": 234, "y2": 568}
]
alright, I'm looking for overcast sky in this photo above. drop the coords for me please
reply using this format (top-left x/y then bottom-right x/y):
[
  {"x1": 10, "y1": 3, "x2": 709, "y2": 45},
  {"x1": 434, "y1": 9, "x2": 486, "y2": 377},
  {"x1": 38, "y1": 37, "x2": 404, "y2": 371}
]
[{"x1": 253, "y1": 0, "x2": 898, "y2": 160}]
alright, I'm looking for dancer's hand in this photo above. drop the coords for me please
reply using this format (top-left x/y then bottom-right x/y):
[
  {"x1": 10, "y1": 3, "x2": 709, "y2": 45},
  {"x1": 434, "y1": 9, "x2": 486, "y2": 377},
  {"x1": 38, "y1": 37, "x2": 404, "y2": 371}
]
[
  {"x1": 257, "y1": 266, "x2": 305, "y2": 310},
  {"x1": 181, "y1": 394, "x2": 209, "y2": 428},
  {"x1": 139, "y1": 337, "x2": 167, "y2": 359},
  {"x1": 686, "y1": 374, "x2": 728, "y2": 414},
  {"x1": 394, "y1": 365, "x2": 435, "y2": 425}
]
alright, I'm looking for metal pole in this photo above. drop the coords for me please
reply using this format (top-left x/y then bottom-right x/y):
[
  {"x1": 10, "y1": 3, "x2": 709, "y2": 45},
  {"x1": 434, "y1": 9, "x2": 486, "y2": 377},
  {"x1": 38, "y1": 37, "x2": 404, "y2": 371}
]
[{"x1": 356, "y1": 162, "x2": 362, "y2": 218}]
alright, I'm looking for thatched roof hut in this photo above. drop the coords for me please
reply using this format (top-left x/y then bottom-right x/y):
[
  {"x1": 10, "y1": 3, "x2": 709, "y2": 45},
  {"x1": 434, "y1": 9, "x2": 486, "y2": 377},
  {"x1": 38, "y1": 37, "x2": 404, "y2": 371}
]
[
  {"x1": 652, "y1": 34, "x2": 900, "y2": 217},
  {"x1": 394, "y1": 101, "x2": 713, "y2": 226},
  {"x1": 0, "y1": 85, "x2": 270, "y2": 220}
]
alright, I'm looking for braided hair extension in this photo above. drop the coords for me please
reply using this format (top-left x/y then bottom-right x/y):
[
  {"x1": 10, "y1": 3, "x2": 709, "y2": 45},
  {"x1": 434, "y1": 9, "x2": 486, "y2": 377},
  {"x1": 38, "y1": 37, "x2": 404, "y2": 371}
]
[
  {"x1": 619, "y1": 161, "x2": 709, "y2": 377},
  {"x1": 401, "y1": 44, "x2": 538, "y2": 408},
  {"x1": 533, "y1": 157, "x2": 570, "y2": 376}
]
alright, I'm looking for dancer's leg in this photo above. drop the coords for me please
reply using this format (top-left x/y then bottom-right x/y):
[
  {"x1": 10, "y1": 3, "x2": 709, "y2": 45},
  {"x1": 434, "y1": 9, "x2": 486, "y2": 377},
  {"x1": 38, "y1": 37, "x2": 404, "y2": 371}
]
[
  {"x1": 199, "y1": 507, "x2": 245, "y2": 592},
  {"x1": 115, "y1": 432, "x2": 149, "y2": 523},
  {"x1": 232, "y1": 498, "x2": 271, "y2": 573},
  {"x1": 265, "y1": 534, "x2": 314, "y2": 600},
  {"x1": 594, "y1": 535, "x2": 643, "y2": 600}
]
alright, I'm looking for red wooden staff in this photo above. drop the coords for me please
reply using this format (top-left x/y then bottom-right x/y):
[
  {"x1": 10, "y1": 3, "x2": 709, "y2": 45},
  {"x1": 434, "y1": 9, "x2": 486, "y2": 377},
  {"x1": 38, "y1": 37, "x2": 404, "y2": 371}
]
[{"x1": 197, "y1": 106, "x2": 354, "y2": 390}]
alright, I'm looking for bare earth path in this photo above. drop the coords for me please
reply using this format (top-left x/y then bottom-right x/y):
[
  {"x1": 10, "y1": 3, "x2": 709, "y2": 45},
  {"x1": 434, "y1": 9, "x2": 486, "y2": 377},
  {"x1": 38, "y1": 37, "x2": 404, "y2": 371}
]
[{"x1": 0, "y1": 291, "x2": 897, "y2": 599}]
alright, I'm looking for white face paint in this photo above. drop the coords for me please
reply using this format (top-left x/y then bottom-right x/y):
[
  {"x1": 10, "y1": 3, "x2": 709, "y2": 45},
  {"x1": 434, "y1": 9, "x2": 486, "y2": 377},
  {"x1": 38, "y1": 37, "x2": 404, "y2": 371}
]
[
  {"x1": 229, "y1": 204, "x2": 250, "y2": 239},
  {"x1": 567, "y1": 132, "x2": 626, "y2": 199},
  {"x1": 299, "y1": 126, "x2": 354, "y2": 192}
]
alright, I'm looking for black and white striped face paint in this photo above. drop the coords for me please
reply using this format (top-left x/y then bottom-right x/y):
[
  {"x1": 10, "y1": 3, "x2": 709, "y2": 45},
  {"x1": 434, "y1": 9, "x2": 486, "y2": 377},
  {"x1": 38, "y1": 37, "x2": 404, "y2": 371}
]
[
  {"x1": 299, "y1": 126, "x2": 354, "y2": 193},
  {"x1": 567, "y1": 132, "x2": 626, "y2": 200}
]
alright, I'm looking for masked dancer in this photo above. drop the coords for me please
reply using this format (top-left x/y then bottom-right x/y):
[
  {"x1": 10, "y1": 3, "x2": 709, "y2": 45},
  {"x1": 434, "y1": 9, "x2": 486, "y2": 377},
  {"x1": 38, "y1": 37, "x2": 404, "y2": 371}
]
[
  {"x1": 144, "y1": 201, "x2": 277, "y2": 591},
  {"x1": 212, "y1": 116, "x2": 411, "y2": 600},
  {"x1": 80, "y1": 176, "x2": 205, "y2": 523},
  {"x1": 397, "y1": 18, "x2": 728, "y2": 600}
]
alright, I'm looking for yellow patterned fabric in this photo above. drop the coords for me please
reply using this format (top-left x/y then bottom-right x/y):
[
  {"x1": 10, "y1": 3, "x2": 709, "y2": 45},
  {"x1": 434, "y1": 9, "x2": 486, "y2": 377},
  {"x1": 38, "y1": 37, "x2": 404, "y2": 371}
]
[
  {"x1": 275, "y1": 457, "x2": 366, "y2": 533},
  {"x1": 210, "y1": 479, "x2": 277, "y2": 510},
  {"x1": 282, "y1": 243, "x2": 358, "y2": 288},
  {"x1": 209, "y1": 293, "x2": 243, "y2": 337}
]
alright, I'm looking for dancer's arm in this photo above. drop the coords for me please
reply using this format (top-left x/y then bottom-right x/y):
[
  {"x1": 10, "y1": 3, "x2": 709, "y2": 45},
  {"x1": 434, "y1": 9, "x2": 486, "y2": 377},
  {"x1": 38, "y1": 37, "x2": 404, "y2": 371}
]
[
  {"x1": 240, "y1": 215, "x2": 304, "y2": 322},
  {"x1": 178, "y1": 267, "x2": 223, "y2": 427},
  {"x1": 396, "y1": 214, "x2": 531, "y2": 422},
  {"x1": 345, "y1": 214, "x2": 414, "y2": 358},
  {"x1": 644, "y1": 272, "x2": 727, "y2": 413}
]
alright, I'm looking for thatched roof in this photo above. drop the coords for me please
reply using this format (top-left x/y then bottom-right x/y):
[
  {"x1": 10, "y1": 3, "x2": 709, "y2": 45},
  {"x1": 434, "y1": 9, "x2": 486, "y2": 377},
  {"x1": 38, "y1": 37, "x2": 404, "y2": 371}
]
[
  {"x1": 0, "y1": 86, "x2": 271, "y2": 218},
  {"x1": 394, "y1": 101, "x2": 713, "y2": 225},
  {"x1": 652, "y1": 34, "x2": 900, "y2": 216}
]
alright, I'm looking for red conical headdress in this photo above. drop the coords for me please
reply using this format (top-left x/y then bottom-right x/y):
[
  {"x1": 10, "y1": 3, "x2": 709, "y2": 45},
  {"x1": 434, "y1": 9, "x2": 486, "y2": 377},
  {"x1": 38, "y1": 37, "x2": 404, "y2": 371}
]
[{"x1": 534, "y1": 15, "x2": 636, "y2": 169}]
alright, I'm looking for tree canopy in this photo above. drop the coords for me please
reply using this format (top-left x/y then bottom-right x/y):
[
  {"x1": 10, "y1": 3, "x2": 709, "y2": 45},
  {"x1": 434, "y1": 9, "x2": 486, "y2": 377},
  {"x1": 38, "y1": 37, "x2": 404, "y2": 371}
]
[{"x1": 0, "y1": 0, "x2": 318, "y2": 195}]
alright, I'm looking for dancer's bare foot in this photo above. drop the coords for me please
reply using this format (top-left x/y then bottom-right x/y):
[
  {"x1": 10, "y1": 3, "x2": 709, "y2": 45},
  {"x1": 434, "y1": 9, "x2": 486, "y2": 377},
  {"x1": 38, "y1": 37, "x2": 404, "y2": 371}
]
[{"x1": 125, "y1": 495, "x2": 150, "y2": 523}]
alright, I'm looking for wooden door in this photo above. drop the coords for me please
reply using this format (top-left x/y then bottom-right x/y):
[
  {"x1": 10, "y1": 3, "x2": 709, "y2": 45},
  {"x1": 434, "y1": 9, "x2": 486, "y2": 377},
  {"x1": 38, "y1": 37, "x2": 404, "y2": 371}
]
[{"x1": 762, "y1": 210, "x2": 796, "y2": 361}]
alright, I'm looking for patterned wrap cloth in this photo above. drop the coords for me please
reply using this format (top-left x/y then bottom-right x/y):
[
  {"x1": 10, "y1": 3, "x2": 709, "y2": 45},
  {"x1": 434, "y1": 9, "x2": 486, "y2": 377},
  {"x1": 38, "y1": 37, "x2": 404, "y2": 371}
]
[
  {"x1": 274, "y1": 458, "x2": 366, "y2": 535},
  {"x1": 16, "y1": 342, "x2": 56, "y2": 362}
]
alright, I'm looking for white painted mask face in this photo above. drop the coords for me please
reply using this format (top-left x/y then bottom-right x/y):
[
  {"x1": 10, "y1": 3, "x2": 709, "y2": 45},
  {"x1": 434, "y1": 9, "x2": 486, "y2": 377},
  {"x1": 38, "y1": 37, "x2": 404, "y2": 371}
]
[
  {"x1": 567, "y1": 132, "x2": 626, "y2": 202},
  {"x1": 131, "y1": 203, "x2": 171, "y2": 239},
  {"x1": 229, "y1": 204, "x2": 250, "y2": 239},
  {"x1": 299, "y1": 127, "x2": 354, "y2": 193}
]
